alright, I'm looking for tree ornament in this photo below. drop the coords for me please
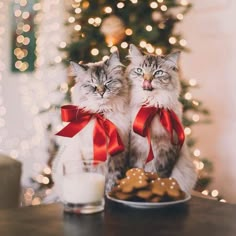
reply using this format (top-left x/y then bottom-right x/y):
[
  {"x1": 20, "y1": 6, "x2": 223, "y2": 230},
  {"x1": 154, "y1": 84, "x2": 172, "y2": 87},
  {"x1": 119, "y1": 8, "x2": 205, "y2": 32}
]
[{"x1": 100, "y1": 15, "x2": 126, "y2": 45}]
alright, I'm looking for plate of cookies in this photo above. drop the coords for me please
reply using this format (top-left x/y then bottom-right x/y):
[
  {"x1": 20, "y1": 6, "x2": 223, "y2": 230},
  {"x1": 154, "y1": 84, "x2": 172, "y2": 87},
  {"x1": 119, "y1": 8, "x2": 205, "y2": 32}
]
[{"x1": 107, "y1": 168, "x2": 191, "y2": 209}]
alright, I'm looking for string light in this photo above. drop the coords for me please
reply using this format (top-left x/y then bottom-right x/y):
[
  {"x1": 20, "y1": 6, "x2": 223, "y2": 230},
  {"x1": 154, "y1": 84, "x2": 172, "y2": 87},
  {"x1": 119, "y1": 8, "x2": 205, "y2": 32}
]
[
  {"x1": 184, "y1": 127, "x2": 192, "y2": 135},
  {"x1": 150, "y1": 2, "x2": 158, "y2": 9},
  {"x1": 184, "y1": 92, "x2": 192, "y2": 100},
  {"x1": 193, "y1": 149, "x2": 201, "y2": 157},
  {"x1": 125, "y1": 28, "x2": 133, "y2": 36},
  {"x1": 130, "y1": 0, "x2": 138, "y2": 4},
  {"x1": 192, "y1": 114, "x2": 200, "y2": 122},
  {"x1": 176, "y1": 13, "x2": 184, "y2": 20},
  {"x1": 91, "y1": 48, "x2": 99, "y2": 56},
  {"x1": 145, "y1": 25, "x2": 153, "y2": 32},
  {"x1": 189, "y1": 78, "x2": 197, "y2": 86},
  {"x1": 121, "y1": 42, "x2": 128, "y2": 48},
  {"x1": 179, "y1": 39, "x2": 187, "y2": 47},
  {"x1": 169, "y1": 36, "x2": 177, "y2": 44},
  {"x1": 104, "y1": 6, "x2": 112, "y2": 13},
  {"x1": 211, "y1": 190, "x2": 219, "y2": 197},
  {"x1": 139, "y1": 40, "x2": 147, "y2": 48},
  {"x1": 160, "y1": 5, "x2": 167, "y2": 11},
  {"x1": 155, "y1": 48, "x2": 162, "y2": 55},
  {"x1": 117, "y1": 2, "x2": 125, "y2": 8},
  {"x1": 110, "y1": 46, "x2": 118, "y2": 53},
  {"x1": 180, "y1": 0, "x2": 189, "y2": 6},
  {"x1": 202, "y1": 190, "x2": 209, "y2": 196}
]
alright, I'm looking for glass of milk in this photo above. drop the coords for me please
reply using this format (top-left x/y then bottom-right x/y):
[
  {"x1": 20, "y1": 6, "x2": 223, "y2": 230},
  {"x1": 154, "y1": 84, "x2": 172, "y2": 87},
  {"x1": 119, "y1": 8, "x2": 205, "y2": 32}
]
[{"x1": 62, "y1": 159, "x2": 106, "y2": 214}]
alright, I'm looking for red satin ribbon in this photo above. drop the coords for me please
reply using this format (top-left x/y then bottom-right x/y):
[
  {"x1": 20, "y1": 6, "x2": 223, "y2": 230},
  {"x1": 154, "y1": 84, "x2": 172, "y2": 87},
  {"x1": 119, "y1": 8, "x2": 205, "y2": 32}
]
[
  {"x1": 56, "y1": 105, "x2": 124, "y2": 162},
  {"x1": 133, "y1": 106, "x2": 185, "y2": 163}
]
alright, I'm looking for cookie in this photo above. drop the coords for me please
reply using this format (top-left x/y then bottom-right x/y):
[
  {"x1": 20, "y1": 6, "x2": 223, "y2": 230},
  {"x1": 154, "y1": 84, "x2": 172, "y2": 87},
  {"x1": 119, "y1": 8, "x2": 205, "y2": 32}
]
[
  {"x1": 126, "y1": 168, "x2": 145, "y2": 177},
  {"x1": 145, "y1": 171, "x2": 159, "y2": 180},
  {"x1": 136, "y1": 190, "x2": 153, "y2": 199},
  {"x1": 109, "y1": 168, "x2": 185, "y2": 203}
]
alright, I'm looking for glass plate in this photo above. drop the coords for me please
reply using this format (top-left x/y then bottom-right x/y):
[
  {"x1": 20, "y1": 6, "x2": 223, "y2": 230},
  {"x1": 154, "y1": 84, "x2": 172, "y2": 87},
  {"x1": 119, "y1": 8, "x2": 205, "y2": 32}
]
[{"x1": 106, "y1": 193, "x2": 191, "y2": 209}]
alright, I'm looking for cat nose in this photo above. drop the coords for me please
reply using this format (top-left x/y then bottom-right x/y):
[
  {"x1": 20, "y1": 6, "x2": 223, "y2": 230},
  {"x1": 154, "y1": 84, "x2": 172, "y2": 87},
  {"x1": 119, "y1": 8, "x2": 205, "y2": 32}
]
[
  {"x1": 97, "y1": 85, "x2": 105, "y2": 97},
  {"x1": 144, "y1": 73, "x2": 153, "y2": 82}
]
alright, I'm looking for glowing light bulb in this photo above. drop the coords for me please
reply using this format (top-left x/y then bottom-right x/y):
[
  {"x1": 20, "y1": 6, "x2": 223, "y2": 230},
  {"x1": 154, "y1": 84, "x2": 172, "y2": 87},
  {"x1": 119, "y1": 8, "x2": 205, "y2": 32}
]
[
  {"x1": 117, "y1": 2, "x2": 125, "y2": 8},
  {"x1": 176, "y1": 13, "x2": 184, "y2": 20},
  {"x1": 102, "y1": 55, "x2": 109, "y2": 61},
  {"x1": 104, "y1": 6, "x2": 112, "y2": 13},
  {"x1": 184, "y1": 127, "x2": 191, "y2": 135},
  {"x1": 110, "y1": 46, "x2": 118, "y2": 53},
  {"x1": 179, "y1": 39, "x2": 187, "y2": 46},
  {"x1": 160, "y1": 5, "x2": 167, "y2": 11},
  {"x1": 88, "y1": 18, "x2": 94, "y2": 24},
  {"x1": 202, "y1": 190, "x2": 209, "y2": 196},
  {"x1": 125, "y1": 28, "x2": 133, "y2": 36},
  {"x1": 75, "y1": 7, "x2": 82, "y2": 14},
  {"x1": 211, "y1": 190, "x2": 219, "y2": 197},
  {"x1": 146, "y1": 25, "x2": 153, "y2": 31},
  {"x1": 22, "y1": 11, "x2": 30, "y2": 19},
  {"x1": 192, "y1": 114, "x2": 200, "y2": 122},
  {"x1": 68, "y1": 17, "x2": 75, "y2": 23},
  {"x1": 180, "y1": 0, "x2": 188, "y2": 6},
  {"x1": 121, "y1": 42, "x2": 128, "y2": 48},
  {"x1": 91, "y1": 48, "x2": 99, "y2": 56},
  {"x1": 189, "y1": 78, "x2": 197, "y2": 86},
  {"x1": 169, "y1": 36, "x2": 177, "y2": 44},
  {"x1": 150, "y1": 2, "x2": 158, "y2": 8},
  {"x1": 130, "y1": 0, "x2": 138, "y2": 3},
  {"x1": 74, "y1": 24, "x2": 81, "y2": 31},
  {"x1": 139, "y1": 41, "x2": 147, "y2": 48},
  {"x1": 184, "y1": 92, "x2": 192, "y2": 100},
  {"x1": 193, "y1": 149, "x2": 201, "y2": 157},
  {"x1": 192, "y1": 100, "x2": 199, "y2": 106},
  {"x1": 155, "y1": 48, "x2": 162, "y2": 55},
  {"x1": 59, "y1": 41, "x2": 67, "y2": 48}
]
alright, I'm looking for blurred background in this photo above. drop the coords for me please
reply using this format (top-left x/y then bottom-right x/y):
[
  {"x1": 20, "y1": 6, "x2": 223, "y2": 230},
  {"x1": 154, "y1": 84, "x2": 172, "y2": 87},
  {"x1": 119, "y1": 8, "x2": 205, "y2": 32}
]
[{"x1": 0, "y1": 0, "x2": 235, "y2": 207}]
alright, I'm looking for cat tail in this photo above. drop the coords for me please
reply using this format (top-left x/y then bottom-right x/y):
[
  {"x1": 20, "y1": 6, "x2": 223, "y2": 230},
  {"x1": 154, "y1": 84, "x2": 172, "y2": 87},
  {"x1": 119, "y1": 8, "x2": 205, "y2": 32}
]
[{"x1": 171, "y1": 144, "x2": 198, "y2": 194}]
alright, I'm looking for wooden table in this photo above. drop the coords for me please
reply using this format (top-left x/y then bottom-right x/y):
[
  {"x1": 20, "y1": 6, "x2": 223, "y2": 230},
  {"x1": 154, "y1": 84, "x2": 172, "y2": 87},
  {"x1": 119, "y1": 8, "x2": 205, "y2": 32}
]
[{"x1": 0, "y1": 196, "x2": 235, "y2": 236}]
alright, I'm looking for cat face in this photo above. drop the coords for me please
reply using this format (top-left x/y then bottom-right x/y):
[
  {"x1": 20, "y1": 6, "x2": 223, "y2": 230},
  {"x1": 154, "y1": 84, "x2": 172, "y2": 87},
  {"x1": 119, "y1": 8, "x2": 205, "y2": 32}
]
[
  {"x1": 70, "y1": 51, "x2": 127, "y2": 111},
  {"x1": 128, "y1": 44, "x2": 180, "y2": 94}
]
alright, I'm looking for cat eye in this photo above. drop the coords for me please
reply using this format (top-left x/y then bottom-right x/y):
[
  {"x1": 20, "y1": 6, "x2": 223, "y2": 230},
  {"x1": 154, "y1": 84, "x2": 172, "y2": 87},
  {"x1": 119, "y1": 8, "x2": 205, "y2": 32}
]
[
  {"x1": 135, "y1": 67, "x2": 144, "y2": 75},
  {"x1": 153, "y1": 70, "x2": 165, "y2": 77}
]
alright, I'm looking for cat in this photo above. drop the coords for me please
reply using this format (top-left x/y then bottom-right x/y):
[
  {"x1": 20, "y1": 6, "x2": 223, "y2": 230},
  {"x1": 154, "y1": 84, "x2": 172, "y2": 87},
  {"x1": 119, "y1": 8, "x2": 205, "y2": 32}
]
[
  {"x1": 52, "y1": 51, "x2": 130, "y2": 198},
  {"x1": 127, "y1": 44, "x2": 197, "y2": 194}
]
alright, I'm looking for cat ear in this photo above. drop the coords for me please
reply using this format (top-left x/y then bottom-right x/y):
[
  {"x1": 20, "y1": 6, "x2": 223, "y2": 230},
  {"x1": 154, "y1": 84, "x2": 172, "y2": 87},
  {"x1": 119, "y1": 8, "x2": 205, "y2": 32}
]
[
  {"x1": 105, "y1": 51, "x2": 123, "y2": 68},
  {"x1": 128, "y1": 44, "x2": 143, "y2": 64},
  {"x1": 70, "y1": 61, "x2": 87, "y2": 76},
  {"x1": 165, "y1": 51, "x2": 180, "y2": 65}
]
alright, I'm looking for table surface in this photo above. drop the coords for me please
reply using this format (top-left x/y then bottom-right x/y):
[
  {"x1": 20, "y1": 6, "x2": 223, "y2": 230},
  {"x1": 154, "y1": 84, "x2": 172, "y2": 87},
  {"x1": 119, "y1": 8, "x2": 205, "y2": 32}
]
[{"x1": 0, "y1": 196, "x2": 236, "y2": 236}]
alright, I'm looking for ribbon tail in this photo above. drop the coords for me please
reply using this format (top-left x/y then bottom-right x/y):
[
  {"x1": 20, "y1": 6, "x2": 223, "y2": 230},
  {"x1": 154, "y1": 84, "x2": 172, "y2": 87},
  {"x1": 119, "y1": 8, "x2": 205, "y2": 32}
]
[
  {"x1": 106, "y1": 120, "x2": 125, "y2": 156},
  {"x1": 145, "y1": 128, "x2": 154, "y2": 163},
  {"x1": 93, "y1": 119, "x2": 107, "y2": 162},
  {"x1": 170, "y1": 111, "x2": 185, "y2": 147}
]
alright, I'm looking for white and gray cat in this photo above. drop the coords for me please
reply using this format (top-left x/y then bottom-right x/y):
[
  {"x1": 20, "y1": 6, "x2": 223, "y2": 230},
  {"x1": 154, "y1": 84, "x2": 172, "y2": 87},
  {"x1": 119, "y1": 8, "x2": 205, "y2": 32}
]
[
  {"x1": 127, "y1": 44, "x2": 197, "y2": 193},
  {"x1": 52, "y1": 51, "x2": 130, "y2": 196}
]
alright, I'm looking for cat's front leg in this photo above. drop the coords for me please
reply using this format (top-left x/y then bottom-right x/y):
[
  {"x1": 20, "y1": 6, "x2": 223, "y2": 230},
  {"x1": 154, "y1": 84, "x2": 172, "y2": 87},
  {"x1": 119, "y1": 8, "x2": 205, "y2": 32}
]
[
  {"x1": 153, "y1": 144, "x2": 179, "y2": 177},
  {"x1": 105, "y1": 152, "x2": 128, "y2": 192}
]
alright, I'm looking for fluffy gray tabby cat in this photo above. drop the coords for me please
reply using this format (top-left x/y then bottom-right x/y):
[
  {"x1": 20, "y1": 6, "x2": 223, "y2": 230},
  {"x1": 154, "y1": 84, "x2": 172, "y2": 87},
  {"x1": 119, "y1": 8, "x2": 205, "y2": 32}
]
[
  {"x1": 127, "y1": 44, "x2": 197, "y2": 193},
  {"x1": 52, "y1": 51, "x2": 129, "y2": 197}
]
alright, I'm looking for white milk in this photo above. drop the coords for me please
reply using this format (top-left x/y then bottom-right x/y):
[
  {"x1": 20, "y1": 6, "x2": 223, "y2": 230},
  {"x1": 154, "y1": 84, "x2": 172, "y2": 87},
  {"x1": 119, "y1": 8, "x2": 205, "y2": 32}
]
[{"x1": 62, "y1": 172, "x2": 105, "y2": 204}]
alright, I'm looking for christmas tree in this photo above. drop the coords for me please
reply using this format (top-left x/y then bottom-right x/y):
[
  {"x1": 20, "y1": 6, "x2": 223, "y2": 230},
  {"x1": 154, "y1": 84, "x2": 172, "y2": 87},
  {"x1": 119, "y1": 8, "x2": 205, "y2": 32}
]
[{"x1": 32, "y1": 0, "x2": 224, "y2": 203}]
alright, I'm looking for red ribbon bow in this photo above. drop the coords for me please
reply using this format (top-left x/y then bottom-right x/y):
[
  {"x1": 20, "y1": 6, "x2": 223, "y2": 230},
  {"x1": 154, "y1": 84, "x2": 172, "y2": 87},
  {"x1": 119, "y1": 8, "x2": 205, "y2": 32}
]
[
  {"x1": 133, "y1": 106, "x2": 185, "y2": 163},
  {"x1": 56, "y1": 105, "x2": 125, "y2": 162}
]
